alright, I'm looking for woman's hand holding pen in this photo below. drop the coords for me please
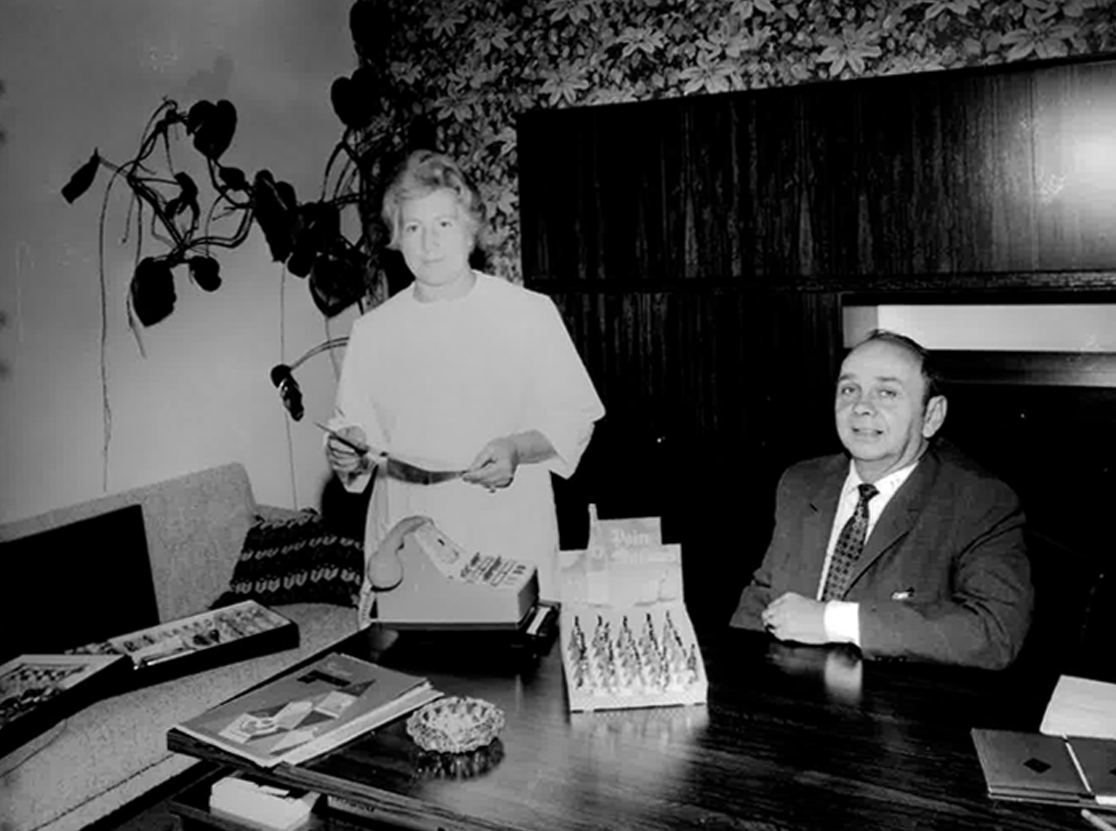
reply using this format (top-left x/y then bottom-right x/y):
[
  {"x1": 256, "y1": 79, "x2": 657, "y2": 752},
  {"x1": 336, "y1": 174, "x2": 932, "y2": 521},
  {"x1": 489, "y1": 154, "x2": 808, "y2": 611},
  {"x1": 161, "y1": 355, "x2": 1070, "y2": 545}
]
[{"x1": 325, "y1": 425, "x2": 374, "y2": 479}]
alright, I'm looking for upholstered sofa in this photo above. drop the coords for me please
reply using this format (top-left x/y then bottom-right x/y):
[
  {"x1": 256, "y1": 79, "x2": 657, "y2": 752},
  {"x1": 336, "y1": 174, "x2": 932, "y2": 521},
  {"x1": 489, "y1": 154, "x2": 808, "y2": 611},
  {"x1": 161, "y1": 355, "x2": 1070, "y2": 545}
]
[{"x1": 0, "y1": 463, "x2": 360, "y2": 831}]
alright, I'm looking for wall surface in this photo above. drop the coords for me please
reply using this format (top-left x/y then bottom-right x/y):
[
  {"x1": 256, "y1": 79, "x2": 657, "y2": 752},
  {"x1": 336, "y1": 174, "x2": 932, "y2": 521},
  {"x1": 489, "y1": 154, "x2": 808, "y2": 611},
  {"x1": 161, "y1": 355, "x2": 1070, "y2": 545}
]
[
  {"x1": 848, "y1": 304, "x2": 1116, "y2": 351},
  {"x1": 0, "y1": 0, "x2": 361, "y2": 525}
]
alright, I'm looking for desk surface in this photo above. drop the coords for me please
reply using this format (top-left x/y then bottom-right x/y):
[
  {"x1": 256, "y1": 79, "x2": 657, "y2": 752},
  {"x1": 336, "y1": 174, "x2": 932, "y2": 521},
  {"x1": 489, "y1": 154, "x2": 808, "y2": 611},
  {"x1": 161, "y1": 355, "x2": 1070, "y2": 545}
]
[{"x1": 169, "y1": 625, "x2": 1098, "y2": 831}]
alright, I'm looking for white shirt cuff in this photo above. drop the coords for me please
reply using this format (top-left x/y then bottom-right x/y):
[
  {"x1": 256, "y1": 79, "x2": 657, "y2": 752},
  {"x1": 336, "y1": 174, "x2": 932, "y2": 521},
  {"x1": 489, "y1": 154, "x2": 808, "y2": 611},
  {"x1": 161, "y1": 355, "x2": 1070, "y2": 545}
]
[{"x1": 823, "y1": 600, "x2": 861, "y2": 646}]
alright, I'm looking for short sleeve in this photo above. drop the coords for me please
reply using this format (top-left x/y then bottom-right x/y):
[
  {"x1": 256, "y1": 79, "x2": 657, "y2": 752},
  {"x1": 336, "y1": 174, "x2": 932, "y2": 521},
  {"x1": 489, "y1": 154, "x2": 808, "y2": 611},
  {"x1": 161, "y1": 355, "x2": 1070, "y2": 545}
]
[{"x1": 527, "y1": 296, "x2": 605, "y2": 479}]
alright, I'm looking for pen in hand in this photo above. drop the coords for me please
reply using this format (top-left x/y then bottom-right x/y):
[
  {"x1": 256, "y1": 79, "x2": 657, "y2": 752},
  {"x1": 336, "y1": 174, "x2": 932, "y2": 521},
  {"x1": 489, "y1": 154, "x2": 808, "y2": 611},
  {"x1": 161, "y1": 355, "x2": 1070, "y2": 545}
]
[{"x1": 314, "y1": 422, "x2": 377, "y2": 457}]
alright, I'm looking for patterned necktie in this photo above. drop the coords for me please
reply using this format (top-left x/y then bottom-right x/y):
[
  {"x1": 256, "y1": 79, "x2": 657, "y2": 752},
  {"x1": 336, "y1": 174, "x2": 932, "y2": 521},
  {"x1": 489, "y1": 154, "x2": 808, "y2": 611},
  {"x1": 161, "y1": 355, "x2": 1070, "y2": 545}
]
[{"x1": 821, "y1": 483, "x2": 879, "y2": 601}]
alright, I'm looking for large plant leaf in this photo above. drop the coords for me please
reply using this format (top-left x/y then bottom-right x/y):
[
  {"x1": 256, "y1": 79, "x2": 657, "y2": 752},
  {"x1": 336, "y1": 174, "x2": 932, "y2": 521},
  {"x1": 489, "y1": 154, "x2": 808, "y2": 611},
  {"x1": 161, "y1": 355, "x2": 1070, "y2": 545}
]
[
  {"x1": 188, "y1": 98, "x2": 237, "y2": 161},
  {"x1": 252, "y1": 170, "x2": 299, "y2": 262},
  {"x1": 61, "y1": 149, "x2": 101, "y2": 204},
  {"x1": 288, "y1": 201, "x2": 344, "y2": 277},
  {"x1": 188, "y1": 256, "x2": 221, "y2": 292},
  {"x1": 130, "y1": 257, "x2": 177, "y2": 326},
  {"x1": 309, "y1": 248, "x2": 365, "y2": 317},
  {"x1": 185, "y1": 100, "x2": 215, "y2": 134},
  {"x1": 331, "y1": 70, "x2": 379, "y2": 129},
  {"x1": 269, "y1": 365, "x2": 304, "y2": 421},
  {"x1": 218, "y1": 165, "x2": 248, "y2": 191},
  {"x1": 350, "y1": 0, "x2": 390, "y2": 58}
]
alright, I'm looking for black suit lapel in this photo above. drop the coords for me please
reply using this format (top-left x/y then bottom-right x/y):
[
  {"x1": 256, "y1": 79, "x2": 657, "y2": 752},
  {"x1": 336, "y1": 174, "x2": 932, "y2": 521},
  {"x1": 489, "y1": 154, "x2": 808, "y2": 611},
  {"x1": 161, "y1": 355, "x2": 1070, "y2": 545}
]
[
  {"x1": 847, "y1": 446, "x2": 941, "y2": 589},
  {"x1": 802, "y1": 461, "x2": 847, "y2": 591}
]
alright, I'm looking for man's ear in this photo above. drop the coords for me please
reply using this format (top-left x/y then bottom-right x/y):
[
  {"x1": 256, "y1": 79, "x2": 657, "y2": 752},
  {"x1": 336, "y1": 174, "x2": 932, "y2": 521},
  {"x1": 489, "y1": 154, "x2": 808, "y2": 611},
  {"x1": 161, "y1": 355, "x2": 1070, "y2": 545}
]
[{"x1": 922, "y1": 395, "x2": 947, "y2": 438}]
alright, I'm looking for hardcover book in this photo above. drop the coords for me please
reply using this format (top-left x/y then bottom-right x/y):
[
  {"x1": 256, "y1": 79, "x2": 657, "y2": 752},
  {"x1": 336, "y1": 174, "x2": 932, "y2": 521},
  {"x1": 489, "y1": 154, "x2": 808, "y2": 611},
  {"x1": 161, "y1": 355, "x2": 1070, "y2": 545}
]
[
  {"x1": 174, "y1": 652, "x2": 441, "y2": 768},
  {"x1": 971, "y1": 728, "x2": 1116, "y2": 808}
]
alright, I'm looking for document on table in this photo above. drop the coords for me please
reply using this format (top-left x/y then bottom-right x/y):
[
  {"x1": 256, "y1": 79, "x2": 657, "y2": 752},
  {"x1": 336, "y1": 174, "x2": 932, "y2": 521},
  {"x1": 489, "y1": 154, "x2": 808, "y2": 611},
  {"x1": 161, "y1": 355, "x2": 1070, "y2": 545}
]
[{"x1": 1041, "y1": 675, "x2": 1116, "y2": 741}]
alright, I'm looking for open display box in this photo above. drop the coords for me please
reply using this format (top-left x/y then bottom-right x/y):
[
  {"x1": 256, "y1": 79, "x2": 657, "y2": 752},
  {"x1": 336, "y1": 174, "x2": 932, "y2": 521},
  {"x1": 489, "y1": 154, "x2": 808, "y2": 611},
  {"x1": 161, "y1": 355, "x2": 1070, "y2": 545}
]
[
  {"x1": 0, "y1": 653, "x2": 131, "y2": 759},
  {"x1": 1, "y1": 601, "x2": 299, "y2": 759},
  {"x1": 66, "y1": 600, "x2": 299, "y2": 692},
  {"x1": 557, "y1": 508, "x2": 707, "y2": 712}
]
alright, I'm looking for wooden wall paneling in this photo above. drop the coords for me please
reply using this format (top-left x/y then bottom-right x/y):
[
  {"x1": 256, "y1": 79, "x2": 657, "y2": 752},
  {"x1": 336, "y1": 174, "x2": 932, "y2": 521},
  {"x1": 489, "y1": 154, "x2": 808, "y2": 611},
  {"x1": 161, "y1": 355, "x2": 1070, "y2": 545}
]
[
  {"x1": 580, "y1": 98, "x2": 745, "y2": 285},
  {"x1": 579, "y1": 110, "x2": 605, "y2": 281},
  {"x1": 659, "y1": 103, "x2": 690, "y2": 281},
  {"x1": 746, "y1": 87, "x2": 805, "y2": 281},
  {"x1": 940, "y1": 71, "x2": 985, "y2": 273},
  {"x1": 1033, "y1": 61, "x2": 1079, "y2": 270},
  {"x1": 799, "y1": 79, "x2": 865, "y2": 278},
  {"x1": 856, "y1": 72, "x2": 945, "y2": 275},
  {"x1": 798, "y1": 66, "x2": 1038, "y2": 280},
  {"x1": 626, "y1": 103, "x2": 680, "y2": 283},
  {"x1": 516, "y1": 106, "x2": 597, "y2": 282},
  {"x1": 938, "y1": 68, "x2": 1036, "y2": 274},
  {"x1": 547, "y1": 285, "x2": 844, "y2": 490},
  {"x1": 630, "y1": 107, "x2": 672, "y2": 282},
  {"x1": 549, "y1": 289, "x2": 748, "y2": 443},
  {"x1": 676, "y1": 98, "x2": 745, "y2": 280},
  {"x1": 759, "y1": 290, "x2": 845, "y2": 472},
  {"x1": 523, "y1": 56, "x2": 1116, "y2": 291},
  {"x1": 520, "y1": 100, "x2": 689, "y2": 285},
  {"x1": 863, "y1": 75, "x2": 945, "y2": 275},
  {"x1": 513, "y1": 110, "x2": 550, "y2": 280},
  {"x1": 592, "y1": 108, "x2": 635, "y2": 282},
  {"x1": 983, "y1": 69, "x2": 1039, "y2": 272},
  {"x1": 1033, "y1": 59, "x2": 1116, "y2": 272}
]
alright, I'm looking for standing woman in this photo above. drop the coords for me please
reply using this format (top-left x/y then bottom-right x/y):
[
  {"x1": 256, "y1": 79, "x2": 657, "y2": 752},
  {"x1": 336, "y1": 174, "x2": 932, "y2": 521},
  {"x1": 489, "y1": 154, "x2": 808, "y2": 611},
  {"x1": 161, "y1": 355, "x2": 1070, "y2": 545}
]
[{"x1": 325, "y1": 150, "x2": 605, "y2": 600}]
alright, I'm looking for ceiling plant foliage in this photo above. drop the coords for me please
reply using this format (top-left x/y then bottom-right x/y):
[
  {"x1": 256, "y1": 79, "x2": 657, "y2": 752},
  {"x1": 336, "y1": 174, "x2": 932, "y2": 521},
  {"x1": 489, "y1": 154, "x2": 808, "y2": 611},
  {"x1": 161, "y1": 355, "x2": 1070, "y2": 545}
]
[{"x1": 360, "y1": 0, "x2": 1114, "y2": 285}]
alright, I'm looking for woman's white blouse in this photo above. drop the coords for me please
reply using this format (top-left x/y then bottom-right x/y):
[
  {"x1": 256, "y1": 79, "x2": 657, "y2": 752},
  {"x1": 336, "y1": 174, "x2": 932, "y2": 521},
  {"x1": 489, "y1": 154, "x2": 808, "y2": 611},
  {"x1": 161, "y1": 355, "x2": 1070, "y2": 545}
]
[{"x1": 332, "y1": 272, "x2": 605, "y2": 600}]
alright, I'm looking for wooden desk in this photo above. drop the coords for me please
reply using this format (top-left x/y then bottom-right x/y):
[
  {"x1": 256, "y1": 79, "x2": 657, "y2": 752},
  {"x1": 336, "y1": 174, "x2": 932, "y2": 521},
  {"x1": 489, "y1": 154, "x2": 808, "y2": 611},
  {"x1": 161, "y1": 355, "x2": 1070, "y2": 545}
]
[{"x1": 168, "y1": 625, "x2": 1096, "y2": 831}]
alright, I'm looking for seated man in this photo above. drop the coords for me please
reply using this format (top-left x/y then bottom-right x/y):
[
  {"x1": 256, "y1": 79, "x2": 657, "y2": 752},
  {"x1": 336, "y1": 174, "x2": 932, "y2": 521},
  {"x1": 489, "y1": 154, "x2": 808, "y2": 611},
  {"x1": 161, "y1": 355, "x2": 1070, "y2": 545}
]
[{"x1": 731, "y1": 329, "x2": 1033, "y2": 669}]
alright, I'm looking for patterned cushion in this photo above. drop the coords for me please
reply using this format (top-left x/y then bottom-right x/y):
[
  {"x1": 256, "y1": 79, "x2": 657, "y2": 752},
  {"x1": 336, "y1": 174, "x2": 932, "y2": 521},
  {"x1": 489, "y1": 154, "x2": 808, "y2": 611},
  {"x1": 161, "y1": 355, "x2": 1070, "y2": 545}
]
[{"x1": 213, "y1": 511, "x2": 364, "y2": 609}]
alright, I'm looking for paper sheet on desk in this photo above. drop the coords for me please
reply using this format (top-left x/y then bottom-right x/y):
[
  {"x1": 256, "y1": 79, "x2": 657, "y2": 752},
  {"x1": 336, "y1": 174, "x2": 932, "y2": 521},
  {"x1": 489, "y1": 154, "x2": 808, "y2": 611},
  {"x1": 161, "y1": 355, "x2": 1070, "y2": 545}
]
[{"x1": 1040, "y1": 675, "x2": 1116, "y2": 740}]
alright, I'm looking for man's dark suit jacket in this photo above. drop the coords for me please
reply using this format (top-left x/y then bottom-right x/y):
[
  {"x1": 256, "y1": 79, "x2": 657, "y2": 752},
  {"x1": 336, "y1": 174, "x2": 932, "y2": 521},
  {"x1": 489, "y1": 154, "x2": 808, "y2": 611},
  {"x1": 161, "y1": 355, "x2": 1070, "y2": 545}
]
[{"x1": 731, "y1": 439, "x2": 1033, "y2": 669}]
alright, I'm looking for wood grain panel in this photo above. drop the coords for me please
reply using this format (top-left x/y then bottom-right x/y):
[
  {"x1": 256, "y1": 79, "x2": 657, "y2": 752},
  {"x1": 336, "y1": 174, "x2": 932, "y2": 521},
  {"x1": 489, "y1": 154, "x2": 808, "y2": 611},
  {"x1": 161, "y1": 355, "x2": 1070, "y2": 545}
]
[
  {"x1": 519, "y1": 56, "x2": 1116, "y2": 286},
  {"x1": 1033, "y1": 59, "x2": 1116, "y2": 271},
  {"x1": 548, "y1": 289, "x2": 755, "y2": 440}
]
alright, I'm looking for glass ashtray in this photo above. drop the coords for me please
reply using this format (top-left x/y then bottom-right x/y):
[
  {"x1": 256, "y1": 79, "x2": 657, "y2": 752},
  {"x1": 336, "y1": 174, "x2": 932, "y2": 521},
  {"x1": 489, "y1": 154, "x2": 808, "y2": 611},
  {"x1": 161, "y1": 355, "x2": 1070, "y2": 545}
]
[
  {"x1": 415, "y1": 739, "x2": 504, "y2": 780},
  {"x1": 405, "y1": 696, "x2": 505, "y2": 754}
]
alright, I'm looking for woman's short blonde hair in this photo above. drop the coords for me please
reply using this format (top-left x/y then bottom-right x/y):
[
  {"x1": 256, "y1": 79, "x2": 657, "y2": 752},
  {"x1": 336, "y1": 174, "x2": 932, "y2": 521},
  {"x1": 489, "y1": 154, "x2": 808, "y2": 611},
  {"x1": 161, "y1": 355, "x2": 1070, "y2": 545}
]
[{"x1": 381, "y1": 150, "x2": 483, "y2": 250}]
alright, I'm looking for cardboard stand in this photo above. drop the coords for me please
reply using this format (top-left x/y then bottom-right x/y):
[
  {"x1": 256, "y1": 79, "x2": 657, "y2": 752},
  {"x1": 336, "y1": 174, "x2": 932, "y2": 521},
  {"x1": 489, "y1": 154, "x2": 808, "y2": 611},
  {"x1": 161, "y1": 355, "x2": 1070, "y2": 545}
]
[{"x1": 557, "y1": 506, "x2": 708, "y2": 712}]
